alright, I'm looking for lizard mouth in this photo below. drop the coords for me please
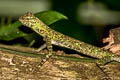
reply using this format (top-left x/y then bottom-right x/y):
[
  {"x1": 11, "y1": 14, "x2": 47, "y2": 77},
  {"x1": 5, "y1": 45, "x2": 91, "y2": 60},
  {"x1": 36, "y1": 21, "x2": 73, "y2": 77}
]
[{"x1": 19, "y1": 16, "x2": 28, "y2": 27}]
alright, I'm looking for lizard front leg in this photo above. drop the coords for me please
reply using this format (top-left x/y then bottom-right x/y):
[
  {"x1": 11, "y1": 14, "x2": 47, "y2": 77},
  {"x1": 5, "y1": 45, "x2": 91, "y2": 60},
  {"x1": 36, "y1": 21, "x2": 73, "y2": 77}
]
[
  {"x1": 36, "y1": 43, "x2": 47, "y2": 52},
  {"x1": 38, "y1": 36, "x2": 53, "y2": 68}
]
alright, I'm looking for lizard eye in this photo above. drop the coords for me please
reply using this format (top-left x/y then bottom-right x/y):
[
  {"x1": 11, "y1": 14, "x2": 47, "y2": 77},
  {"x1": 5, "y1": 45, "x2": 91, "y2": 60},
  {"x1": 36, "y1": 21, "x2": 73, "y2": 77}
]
[{"x1": 26, "y1": 17, "x2": 30, "y2": 20}]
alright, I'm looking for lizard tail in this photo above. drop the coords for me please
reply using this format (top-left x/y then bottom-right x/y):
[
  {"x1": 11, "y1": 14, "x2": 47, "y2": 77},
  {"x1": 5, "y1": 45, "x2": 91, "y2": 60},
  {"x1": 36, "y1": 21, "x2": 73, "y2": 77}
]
[{"x1": 111, "y1": 56, "x2": 120, "y2": 62}]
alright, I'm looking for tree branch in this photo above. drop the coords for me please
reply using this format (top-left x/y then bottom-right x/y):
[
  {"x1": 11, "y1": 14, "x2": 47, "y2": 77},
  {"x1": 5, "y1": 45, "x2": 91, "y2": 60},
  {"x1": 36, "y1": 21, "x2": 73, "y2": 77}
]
[{"x1": 0, "y1": 44, "x2": 120, "y2": 79}]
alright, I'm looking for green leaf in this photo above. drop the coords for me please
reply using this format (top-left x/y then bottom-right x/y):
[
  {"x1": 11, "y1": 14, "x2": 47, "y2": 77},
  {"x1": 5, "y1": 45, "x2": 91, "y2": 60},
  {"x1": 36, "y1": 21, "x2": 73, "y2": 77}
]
[
  {"x1": 24, "y1": 33, "x2": 42, "y2": 43},
  {"x1": 0, "y1": 21, "x2": 27, "y2": 41},
  {"x1": 0, "y1": 10, "x2": 67, "y2": 41},
  {"x1": 35, "y1": 10, "x2": 68, "y2": 25}
]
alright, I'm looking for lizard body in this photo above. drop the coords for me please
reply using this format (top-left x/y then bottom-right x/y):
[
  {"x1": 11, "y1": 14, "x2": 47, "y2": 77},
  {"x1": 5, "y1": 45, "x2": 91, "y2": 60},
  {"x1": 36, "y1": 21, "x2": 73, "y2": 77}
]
[{"x1": 19, "y1": 12, "x2": 120, "y2": 66}]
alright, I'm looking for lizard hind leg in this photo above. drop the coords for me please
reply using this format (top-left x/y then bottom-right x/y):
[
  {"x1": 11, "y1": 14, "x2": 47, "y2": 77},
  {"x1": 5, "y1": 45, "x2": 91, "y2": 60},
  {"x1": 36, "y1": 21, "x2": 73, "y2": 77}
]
[{"x1": 96, "y1": 56, "x2": 113, "y2": 80}]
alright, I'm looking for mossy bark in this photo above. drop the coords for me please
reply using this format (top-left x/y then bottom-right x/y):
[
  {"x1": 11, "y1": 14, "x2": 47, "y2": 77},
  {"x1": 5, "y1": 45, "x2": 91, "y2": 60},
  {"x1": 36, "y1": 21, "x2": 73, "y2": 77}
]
[{"x1": 0, "y1": 49, "x2": 120, "y2": 80}]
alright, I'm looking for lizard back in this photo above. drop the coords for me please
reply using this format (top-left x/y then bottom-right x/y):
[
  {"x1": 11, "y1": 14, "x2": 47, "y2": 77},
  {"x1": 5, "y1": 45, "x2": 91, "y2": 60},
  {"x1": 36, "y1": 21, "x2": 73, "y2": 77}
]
[{"x1": 48, "y1": 28, "x2": 115, "y2": 59}]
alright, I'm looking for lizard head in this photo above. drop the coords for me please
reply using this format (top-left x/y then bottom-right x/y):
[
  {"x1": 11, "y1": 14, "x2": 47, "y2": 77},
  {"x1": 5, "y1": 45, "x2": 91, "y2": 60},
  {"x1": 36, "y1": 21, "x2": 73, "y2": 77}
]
[
  {"x1": 19, "y1": 12, "x2": 40, "y2": 28},
  {"x1": 19, "y1": 12, "x2": 48, "y2": 36}
]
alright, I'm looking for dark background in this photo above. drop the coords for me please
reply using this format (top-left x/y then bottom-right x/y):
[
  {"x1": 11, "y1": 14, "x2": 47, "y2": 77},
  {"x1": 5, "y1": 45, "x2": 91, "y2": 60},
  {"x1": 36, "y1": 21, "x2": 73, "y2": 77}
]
[{"x1": 0, "y1": 0, "x2": 120, "y2": 47}]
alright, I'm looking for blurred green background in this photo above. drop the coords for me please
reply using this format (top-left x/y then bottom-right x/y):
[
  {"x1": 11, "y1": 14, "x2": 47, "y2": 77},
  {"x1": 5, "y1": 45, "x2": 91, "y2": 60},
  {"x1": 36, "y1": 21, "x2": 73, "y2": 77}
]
[{"x1": 0, "y1": 0, "x2": 120, "y2": 48}]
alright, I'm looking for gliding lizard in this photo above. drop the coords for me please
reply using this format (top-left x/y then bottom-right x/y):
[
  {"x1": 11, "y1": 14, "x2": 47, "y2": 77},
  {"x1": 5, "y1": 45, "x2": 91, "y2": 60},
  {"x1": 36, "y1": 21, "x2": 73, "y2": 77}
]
[{"x1": 19, "y1": 12, "x2": 120, "y2": 71}]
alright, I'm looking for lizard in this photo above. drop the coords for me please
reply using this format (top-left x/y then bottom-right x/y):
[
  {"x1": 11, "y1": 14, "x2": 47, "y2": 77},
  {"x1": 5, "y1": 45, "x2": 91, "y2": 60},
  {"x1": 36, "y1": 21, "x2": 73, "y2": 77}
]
[{"x1": 19, "y1": 12, "x2": 120, "y2": 79}]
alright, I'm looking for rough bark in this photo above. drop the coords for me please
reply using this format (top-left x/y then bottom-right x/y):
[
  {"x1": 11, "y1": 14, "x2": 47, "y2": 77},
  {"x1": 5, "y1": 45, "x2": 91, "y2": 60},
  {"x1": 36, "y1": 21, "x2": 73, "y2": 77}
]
[{"x1": 0, "y1": 49, "x2": 120, "y2": 80}]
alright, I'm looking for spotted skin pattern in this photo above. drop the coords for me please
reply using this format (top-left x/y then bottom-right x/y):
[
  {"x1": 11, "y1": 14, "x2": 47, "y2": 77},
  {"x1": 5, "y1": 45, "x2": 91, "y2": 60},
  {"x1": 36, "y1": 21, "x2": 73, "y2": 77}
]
[{"x1": 19, "y1": 12, "x2": 120, "y2": 79}]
